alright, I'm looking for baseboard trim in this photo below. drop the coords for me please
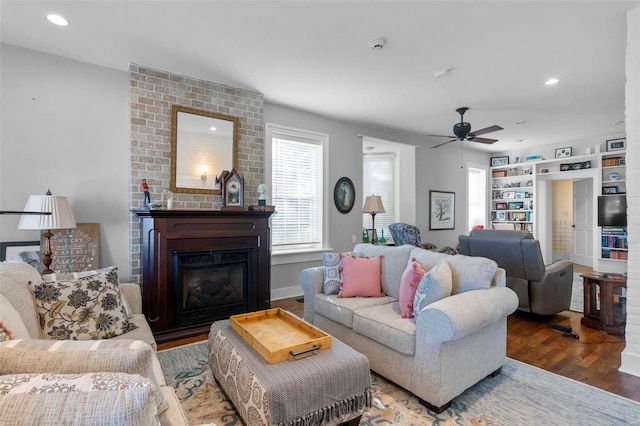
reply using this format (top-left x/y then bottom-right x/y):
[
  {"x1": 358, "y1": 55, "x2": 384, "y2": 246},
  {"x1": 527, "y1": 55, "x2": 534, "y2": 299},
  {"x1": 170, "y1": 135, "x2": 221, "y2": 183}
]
[
  {"x1": 620, "y1": 349, "x2": 640, "y2": 377},
  {"x1": 271, "y1": 285, "x2": 303, "y2": 301}
]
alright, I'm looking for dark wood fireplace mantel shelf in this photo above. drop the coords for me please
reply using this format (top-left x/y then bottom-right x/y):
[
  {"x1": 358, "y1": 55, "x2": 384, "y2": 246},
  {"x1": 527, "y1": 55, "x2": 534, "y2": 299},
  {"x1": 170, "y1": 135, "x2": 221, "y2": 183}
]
[{"x1": 134, "y1": 208, "x2": 274, "y2": 344}]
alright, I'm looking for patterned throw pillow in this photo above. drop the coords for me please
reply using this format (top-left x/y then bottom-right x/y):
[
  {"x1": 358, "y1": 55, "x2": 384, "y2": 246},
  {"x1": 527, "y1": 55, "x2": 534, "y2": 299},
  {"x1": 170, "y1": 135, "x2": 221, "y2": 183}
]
[
  {"x1": 28, "y1": 267, "x2": 138, "y2": 340},
  {"x1": 322, "y1": 252, "x2": 363, "y2": 295},
  {"x1": 0, "y1": 322, "x2": 11, "y2": 342},
  {"x1": 413, "y1": 260, "x2": 452, "y2": 318},
  {"x1": 43, "y1": 266, "x2": 134, "y2": 318}
]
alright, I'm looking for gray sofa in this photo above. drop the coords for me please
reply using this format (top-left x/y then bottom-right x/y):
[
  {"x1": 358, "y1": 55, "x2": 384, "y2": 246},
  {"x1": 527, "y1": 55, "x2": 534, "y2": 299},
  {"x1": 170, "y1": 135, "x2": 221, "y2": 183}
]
[
  {"x1": 0, "y1": 261, "x2": 188, "y2": 425},
  {"x1": 458, "y1": 229, "x2": 573, "y2": 315},
  {"x1": 299, "y1": 243, "x2": 518, "y2": 412}
]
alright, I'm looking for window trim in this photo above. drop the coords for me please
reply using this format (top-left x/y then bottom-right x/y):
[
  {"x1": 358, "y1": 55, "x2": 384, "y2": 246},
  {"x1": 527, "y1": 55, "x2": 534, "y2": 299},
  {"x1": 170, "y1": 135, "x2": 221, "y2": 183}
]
[{"x1": 265, "y1": 123, "x2": 330, "y2": 256}]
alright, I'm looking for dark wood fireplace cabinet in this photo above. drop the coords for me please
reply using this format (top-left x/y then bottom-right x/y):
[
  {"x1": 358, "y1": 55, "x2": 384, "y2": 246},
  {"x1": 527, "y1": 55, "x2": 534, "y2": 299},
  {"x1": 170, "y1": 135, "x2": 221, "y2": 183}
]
[{"x1": 134, "y1": 209, "x2": 274, "y2": 344}]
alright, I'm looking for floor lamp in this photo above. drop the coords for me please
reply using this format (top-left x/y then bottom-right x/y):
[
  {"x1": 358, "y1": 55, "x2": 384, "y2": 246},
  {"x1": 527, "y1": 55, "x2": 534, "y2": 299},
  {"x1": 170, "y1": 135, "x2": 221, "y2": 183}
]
[
  {"x1": 18, "y1": 190, "x2": 77, "y2": 274},
  {"x1": 363, "y1": 195, "x2": 385, "y2": 244}
]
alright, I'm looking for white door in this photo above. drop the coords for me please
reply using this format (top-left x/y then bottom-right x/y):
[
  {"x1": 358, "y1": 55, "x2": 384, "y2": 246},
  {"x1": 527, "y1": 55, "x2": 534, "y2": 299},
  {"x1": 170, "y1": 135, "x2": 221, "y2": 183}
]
[{"x1": 573, "y1": 179, "x2": 593, "y2": 266}]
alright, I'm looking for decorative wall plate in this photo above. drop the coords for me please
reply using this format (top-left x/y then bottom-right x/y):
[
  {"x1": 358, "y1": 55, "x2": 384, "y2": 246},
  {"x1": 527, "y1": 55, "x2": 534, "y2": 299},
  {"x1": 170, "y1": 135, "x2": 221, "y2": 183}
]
[{"x1": 334, "y1": 177, "x2": 355, "y2": 214}]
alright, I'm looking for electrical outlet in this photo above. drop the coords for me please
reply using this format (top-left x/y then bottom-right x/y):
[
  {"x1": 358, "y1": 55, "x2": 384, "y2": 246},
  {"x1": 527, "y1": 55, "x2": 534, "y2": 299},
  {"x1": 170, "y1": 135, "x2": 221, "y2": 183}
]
[{"x1": 352, "y1": 234, "x2": 357, "y2": 243}]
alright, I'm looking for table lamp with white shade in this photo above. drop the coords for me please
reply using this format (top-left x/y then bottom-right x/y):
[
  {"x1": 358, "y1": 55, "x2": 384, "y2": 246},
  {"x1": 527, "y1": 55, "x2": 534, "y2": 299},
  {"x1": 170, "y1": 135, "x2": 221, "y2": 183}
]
[
  {"x1": 363, "y1": 195, "x2": 385, "y2": 244},
  {"x1": 18, "y1": 190, "x2": 77, "y2": 274}
]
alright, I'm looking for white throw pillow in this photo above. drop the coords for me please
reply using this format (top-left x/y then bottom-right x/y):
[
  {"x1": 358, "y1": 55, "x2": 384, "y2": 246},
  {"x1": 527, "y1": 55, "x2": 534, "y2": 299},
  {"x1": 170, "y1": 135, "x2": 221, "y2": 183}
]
[{"x1": 413, "y1": 260, "x2": 452, "y2": 318}]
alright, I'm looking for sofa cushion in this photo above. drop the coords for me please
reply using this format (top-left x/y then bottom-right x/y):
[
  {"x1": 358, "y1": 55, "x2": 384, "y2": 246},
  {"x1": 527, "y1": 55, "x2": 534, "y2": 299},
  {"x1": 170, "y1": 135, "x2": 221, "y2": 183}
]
[
  {"x1": 338, "y1": 254, "x2": 384, "y2": 298},
  {"x1": 398, "y1": 258, "x2": 425, "y2": 318},
  {"x1": 444, "y1": 255, "x2": 498, "y2": 294},
  {"x1": 0, "y1": 262, "x2": 43, "y2": 338},
  {"x1": 413, "y1": 260, "x2": 452, "y2": 318},
  {"x1": 27, "y1": 268, "x2": 138, "y2": 340},
  {"x1": 0, "y1": 372, "x2": 160, "y2": 425},
  {"x1": 409, "y1": 247, "x2": 450, "y2": 273},
  {"x1": 352, "y1": 302, "x2": 416, "y2": 356},
  {"x1": 314, "y1": 294, "x2": 396, "y2": 329},
  {"x1": 0, "y1": 293, "x2": 30, "y2": 340},
  {"x1": 353, "y1": 244, "x2": 414, "y2": 298},
  {"x1": 0, "y1": 338, "x2": 167, "y2": 413},
  {"x1": 322, "y1": 252, "x2": 363, "y2": 295}
]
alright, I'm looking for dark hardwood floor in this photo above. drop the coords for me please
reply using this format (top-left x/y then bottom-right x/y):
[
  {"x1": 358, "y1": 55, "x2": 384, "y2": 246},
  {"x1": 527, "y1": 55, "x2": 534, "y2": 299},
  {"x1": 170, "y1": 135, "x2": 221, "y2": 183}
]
[{"x1": 159, "y1": 271, "x2": 640, "y2": 403}]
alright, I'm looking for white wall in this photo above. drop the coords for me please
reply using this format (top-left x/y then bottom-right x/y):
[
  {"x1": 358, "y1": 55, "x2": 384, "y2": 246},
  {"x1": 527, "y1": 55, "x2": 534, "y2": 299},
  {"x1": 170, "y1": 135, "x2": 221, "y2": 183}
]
[
  {"x1": 264, "y1": 105, "x2": 491, "y2": 296},
  {"x1": 1, "y1": 44, "x2": 491, "y2": 297},
  {"x1": 0, "y1": 44, "x2": 131, "y2": 280},
  {"x1": 620, "y1": 6, "x2": 639, "y2": 377}
]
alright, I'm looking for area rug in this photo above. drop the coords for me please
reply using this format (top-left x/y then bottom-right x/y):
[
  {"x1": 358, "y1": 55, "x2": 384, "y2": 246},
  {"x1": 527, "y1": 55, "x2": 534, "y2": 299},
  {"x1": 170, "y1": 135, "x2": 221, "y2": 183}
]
[
  {"x1": 571, "y1": 272, "x2": 584, "y2": 312},
  {"x1": 158, "y1": 341, "x2": 640, "y2": 426}
]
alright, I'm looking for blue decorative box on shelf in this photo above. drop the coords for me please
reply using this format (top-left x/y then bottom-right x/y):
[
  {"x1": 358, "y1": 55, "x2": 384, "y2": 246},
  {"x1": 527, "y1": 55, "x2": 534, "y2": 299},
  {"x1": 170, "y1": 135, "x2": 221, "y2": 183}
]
[{"x1": 525, "y1": 155, "x2": 544, "y2": 161}]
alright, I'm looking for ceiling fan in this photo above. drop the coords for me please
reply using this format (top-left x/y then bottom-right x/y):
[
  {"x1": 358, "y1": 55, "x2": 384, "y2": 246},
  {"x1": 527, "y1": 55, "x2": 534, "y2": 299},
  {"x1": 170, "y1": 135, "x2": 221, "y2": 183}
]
[{"x1": 429, "y1": 107, "x2": 503, "y2": 149}]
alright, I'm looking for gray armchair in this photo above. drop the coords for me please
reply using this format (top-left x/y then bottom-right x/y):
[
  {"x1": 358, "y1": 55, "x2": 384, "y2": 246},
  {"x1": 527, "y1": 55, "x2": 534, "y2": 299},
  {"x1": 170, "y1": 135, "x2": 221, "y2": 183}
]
[{"x1": 458, "y1": 229, "x2": 573, "y2": 316}]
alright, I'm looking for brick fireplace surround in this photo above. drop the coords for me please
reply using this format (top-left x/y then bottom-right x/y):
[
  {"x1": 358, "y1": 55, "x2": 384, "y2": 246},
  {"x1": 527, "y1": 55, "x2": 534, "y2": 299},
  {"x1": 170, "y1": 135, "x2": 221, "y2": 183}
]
[{"x1": 128, "y1": 65, "x2": 266, "y2": 340}]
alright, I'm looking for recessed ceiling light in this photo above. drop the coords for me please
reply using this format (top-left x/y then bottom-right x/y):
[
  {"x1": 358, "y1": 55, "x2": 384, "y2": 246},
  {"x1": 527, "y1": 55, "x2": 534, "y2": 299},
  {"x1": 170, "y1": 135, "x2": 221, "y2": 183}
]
[
  {"x1": 515, "y1": 120, "x2": 528, "y2": 125},
  {"x1": 47, "y1": 14, "x2": 69, "y2": 26},
  {"x1": 545, "y1": 77, "x2": 559, "y2": 85},
  {"x1": 210, "y1": 126, "x2": 217, "y2": 131},
  {"x1": 434, "y1": 68, "x2": 454, "y2": 78}
]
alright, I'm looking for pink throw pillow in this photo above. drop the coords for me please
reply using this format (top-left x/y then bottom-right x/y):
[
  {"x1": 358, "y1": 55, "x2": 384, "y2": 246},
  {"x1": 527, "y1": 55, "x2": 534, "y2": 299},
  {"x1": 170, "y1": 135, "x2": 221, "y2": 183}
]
[
  {"x1": 398, "y1": 258, "x2": 426, "y2": 318},
  {"x1": 338, "y1": 254, "x2": 384, "y2": 298}
]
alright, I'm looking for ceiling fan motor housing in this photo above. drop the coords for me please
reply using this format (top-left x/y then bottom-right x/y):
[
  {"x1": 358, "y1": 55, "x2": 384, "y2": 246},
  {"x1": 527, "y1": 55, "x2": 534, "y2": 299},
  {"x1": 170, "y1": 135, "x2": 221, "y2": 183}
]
[{"x1": 453, "y1": 122, "x2": 471, "y2": 140}]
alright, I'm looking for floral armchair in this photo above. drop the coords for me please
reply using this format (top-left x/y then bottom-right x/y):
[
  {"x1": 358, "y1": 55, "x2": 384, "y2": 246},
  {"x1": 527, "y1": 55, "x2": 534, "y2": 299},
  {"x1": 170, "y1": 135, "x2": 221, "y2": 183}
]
[{"x1": 389, "y1": 222, "x2": 421, "y2": 246}]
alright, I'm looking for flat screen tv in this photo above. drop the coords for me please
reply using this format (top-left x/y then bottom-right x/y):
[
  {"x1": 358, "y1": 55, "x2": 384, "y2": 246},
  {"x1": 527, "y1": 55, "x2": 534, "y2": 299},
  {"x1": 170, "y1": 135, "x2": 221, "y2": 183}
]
[{"x1": 598, "y1": 195, "x2": 627, "y2": 227}]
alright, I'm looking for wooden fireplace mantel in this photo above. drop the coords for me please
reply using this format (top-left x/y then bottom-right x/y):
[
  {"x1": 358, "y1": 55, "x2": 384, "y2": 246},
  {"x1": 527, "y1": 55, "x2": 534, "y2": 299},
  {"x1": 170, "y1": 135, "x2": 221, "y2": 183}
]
[{"x1": 134, "y1": 209, "x2": 274, "y2": 343}]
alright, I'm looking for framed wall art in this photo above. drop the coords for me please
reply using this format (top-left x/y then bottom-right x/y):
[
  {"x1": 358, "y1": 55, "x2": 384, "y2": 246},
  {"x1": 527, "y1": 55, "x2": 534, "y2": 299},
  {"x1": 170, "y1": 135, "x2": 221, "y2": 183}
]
[
  {"x1": 48, "y1": 223, "x2": 99, "y2": 273},
  {"x1": 606, "y1": 138, "x2": 625, "y2": 152},
  {"x1": 334, "y1": 177, "x2": 355, "y2": 214},
  {"x1": 490, "y1": 156, "x2": 509, "y2": 167},
  {"x1": 429, "y1": 190, "x2": 455, "y2": 230},
  {"x1": 555, "y1": 147, "x2": 572, "y2": 158},
  {"x1": 0, "y1": 241, "x2": 40, "y2": 265}
]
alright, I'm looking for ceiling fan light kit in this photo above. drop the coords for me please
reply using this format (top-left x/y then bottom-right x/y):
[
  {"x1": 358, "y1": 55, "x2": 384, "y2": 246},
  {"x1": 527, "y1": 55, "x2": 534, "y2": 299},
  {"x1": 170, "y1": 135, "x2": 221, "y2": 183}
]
[{"x1": 430, "y1": 107, "x2": 503, "y2": 149}]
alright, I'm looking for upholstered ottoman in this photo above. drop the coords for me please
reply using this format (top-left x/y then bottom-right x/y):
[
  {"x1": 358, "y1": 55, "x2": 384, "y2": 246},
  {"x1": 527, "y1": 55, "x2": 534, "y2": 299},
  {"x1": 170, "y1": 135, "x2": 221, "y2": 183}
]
[{"x1": 208, "y1": 319, "x2": 371, "y2": 426}]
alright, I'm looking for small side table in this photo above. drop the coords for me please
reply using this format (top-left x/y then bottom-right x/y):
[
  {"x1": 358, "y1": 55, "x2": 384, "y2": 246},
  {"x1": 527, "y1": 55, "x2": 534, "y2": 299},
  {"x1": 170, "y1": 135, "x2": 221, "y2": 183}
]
[{"x1": 580, "y1": 273, "x2": 627, "y2": 335}]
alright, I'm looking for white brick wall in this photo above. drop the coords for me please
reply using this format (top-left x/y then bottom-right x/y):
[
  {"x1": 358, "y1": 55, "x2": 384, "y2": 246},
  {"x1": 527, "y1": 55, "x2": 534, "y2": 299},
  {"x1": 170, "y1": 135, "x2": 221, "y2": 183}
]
[
  {"x1": 620, "y1": 7, "x2": 640, "y2": 377},
  {"x1": 127, "y1": 64, "x2": 264, "y2": 282}
]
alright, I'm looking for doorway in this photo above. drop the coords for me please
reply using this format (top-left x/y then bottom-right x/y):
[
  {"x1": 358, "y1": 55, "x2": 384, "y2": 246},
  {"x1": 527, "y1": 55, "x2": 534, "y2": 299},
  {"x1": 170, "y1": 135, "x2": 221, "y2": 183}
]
[{"x1": 550, "y1": 178, "x2": 593, "y2": 266}]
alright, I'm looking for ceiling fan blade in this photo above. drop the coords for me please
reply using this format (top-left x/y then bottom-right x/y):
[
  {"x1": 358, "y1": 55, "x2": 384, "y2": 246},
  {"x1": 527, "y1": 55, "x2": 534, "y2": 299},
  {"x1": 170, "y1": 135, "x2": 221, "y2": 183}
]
[
  {"x1": 430, "y1": 139, "x2": 458, "y2": 149},
  {"x1": 425, "y1": 134, "x2": 456, "y2": 138},
  {"x1": 468, "y1": 136, "x2": 498, "y2": 144},
  {"x1": 469, "y1": 125, "x2": 503, "y2": 136}
]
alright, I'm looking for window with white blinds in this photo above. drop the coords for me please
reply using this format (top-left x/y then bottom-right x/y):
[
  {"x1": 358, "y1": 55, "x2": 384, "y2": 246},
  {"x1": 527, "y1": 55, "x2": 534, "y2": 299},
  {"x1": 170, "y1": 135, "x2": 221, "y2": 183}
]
[
  {"x1": 363, "y1": 153, "x2": 395, "y2": 241},
  {"x1": 271, "y1": 131, "x2": 324, "y2": 251}
]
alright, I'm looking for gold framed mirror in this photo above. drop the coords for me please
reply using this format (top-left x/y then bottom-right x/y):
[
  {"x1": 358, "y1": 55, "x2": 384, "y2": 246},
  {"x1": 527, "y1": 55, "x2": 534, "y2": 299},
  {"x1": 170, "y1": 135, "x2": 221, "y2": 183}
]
[{"x1": 170, "y1": 105, "x2": 239, "y2": 194}]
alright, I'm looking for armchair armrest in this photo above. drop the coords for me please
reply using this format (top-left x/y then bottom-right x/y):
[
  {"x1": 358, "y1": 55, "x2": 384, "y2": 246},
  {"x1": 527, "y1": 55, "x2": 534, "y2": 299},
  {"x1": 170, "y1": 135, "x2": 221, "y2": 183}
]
[
  {"x1": 0, "y1": 338, "x2": 168, "y2": 412},
  {"x1": 298, "y1": 266, "x2": 324, "y2": 322},
  {"x1": 417, "y1": 287, "x2": 518, "y2": 343},
  {"x1": 121, "y1": 283, "x2": 142, "y2": 314},
  {"x1": 543, "y1": 259, "x2": 573, "y2": 278}
]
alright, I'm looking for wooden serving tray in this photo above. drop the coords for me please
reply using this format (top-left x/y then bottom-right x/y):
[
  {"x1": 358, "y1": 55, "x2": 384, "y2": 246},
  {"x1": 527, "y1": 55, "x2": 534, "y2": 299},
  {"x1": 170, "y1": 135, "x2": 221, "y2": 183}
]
[{"x1": 229, "y1": 308, "x2": 331, "y2": 364}]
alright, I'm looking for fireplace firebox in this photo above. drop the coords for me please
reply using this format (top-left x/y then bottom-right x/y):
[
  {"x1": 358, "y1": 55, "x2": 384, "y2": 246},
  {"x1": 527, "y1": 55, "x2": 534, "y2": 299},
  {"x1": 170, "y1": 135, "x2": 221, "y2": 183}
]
[
  {"x1": 134, "y1": 209, "x2": 273, "y2": 344},
  {"x1": 175, "y1": 249, "x2": 251, "y2": 326}
]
